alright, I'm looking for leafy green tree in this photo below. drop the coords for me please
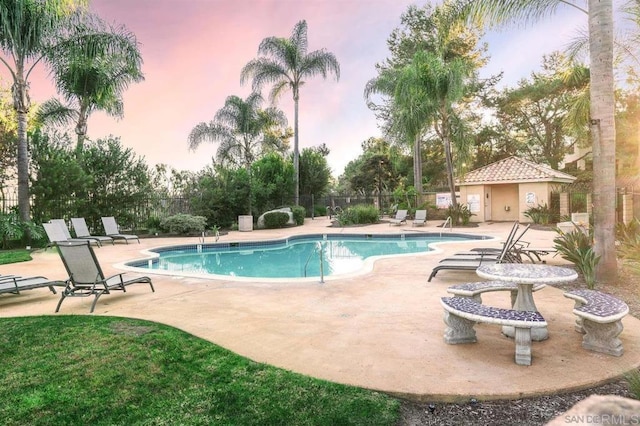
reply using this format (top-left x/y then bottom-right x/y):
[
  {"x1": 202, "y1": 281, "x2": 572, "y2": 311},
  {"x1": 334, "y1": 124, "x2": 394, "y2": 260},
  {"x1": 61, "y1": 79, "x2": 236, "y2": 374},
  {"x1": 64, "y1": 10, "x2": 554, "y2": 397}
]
[
  {"x1": 240, "y1": 20, "x2": 340, "y2": 206},
  {"x1": 299, "y1": 144, "x2": 331, "y2": 199},
  {"x1": 492, "y1": 53, "x2": 589, "y2": 169},
  {"x1": 80, "y1": 136, "x2": 151, "y2": 227},
  {"x1": 37, "y1": 13, "x2": 144, "y2": 152},
  {"x1": 251, "y1": 152, "x2": 294, "y2": 214},
  {"x1": 338, "y1": 138, "x2": 405, "y2": 206},
  {"x1": 30, "y1": 133, "x2": 151, "y2": 230},
  {"x1": 0, "y1": 80, "x2": 17, "y2": 197},
  {"x1": 29, "y1": 130, "x2": 88, "y2": 224},
  {"x1": 187, "y1": 164, "x2": 251, "y2": 228},
  {"x1": 0, "y1": 0, "x2": 88, "y2": 221},
  {"x1": 460, "y1": 0, "x2": 618, "y2": 282}
]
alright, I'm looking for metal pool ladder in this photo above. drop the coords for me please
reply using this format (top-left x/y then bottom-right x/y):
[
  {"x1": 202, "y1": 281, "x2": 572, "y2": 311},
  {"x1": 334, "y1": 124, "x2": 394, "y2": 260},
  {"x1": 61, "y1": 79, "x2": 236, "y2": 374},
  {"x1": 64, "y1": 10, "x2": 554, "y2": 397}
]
[
  {"x1": 304, "y1": 241, "x2": 325, "y2": 283},
  {"x1": 440, "y1": 216, "x2": 452, "y2": 237}
]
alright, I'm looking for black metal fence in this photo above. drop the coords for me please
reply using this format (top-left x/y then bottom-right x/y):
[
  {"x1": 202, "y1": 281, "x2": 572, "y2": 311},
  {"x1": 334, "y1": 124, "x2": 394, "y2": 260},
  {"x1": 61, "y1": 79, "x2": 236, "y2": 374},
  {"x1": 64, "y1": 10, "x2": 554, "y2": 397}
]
[{"x1": 2, "y1": 186, "x2": 638, "y2": 229}]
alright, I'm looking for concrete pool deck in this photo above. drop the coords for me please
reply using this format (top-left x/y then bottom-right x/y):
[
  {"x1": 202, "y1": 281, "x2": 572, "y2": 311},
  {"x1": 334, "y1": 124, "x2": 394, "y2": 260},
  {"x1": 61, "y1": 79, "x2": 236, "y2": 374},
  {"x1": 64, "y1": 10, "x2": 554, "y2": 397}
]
[{"x1": 1, "y1": 218, "x2": 639, "y2": 402}]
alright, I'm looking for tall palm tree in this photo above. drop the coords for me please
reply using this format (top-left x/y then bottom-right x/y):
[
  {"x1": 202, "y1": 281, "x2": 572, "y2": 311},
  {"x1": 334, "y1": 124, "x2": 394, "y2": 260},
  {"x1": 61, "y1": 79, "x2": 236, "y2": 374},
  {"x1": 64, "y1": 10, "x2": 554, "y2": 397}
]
[
  {"x1": 187, "y1": 92, "x2": 288, "y2": 214},
  {"x1": 0, "y1": 0, "x2": 88, "y2": 221},
  {"x1": 460, "y1": 0, "x2": 617, "y2": 282},
  {"x1": 366, "y1": 50, "x2": 472, "y2": 209},
  {"x1": 38, "y1": 13, "x2": 144, "y2": 153},
  {"x1": 240, "y1": 20, "x2": 340, "y2": 206}
]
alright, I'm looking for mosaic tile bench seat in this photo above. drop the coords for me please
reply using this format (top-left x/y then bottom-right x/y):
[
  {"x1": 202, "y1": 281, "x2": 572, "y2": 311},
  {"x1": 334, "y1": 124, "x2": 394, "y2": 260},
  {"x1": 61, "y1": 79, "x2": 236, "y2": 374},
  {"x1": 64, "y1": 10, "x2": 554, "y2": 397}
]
[
  {"x1": 563, "y1": 289, "x2": 629, "y2": 356},
  {"x1": 447, "y1": 281, "x2": 546, "y2": 308},
  {"x1": 440, "y1": 296, "x2": 547, "y2": 366}
]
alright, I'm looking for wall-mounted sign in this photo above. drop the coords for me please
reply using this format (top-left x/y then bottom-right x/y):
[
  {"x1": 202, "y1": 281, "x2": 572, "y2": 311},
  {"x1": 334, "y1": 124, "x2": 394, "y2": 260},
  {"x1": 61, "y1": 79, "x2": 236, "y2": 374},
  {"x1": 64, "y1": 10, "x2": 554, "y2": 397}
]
[
  {"x1": 436, "y1": 192, "x2": 460, "y2": 209},
  {"x1": 467, "y1": 194, "x2": 481, "y2": 213},
  {"x1": 525, "y1": 192, "x2": 536, "y2": 205}
]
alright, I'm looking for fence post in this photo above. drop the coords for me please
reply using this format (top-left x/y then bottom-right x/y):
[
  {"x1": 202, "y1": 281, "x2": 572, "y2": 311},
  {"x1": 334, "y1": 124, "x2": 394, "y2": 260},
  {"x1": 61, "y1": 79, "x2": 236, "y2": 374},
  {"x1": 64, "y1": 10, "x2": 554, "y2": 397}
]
[
  {"x1": 623, "y1": 192, "x2": 633, "y2": 225},
  {"x1": 559, "y1": 192, "x2": 570, "y2": 218}
]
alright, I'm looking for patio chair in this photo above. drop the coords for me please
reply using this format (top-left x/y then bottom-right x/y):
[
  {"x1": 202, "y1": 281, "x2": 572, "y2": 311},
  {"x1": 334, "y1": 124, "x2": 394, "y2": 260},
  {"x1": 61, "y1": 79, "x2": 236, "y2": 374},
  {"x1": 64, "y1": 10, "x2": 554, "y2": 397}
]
[
  {"x1": 454, "y1": 224, "x2": 530, "y2": 260},
  {"x1": 101, "y1": 217, "x2": 140, "y2": 244},
  {"x1": 55, "y1": 241, "x2": 154, "y2": 313},
  {"x1": 71, "y1": 218, "x2": 114, "y2": 246},
  {"x1": 0, "y1": 275, "x2": 66, "y2": 295},
  {"x1": 427, "y1": 225, "x2": 528, "y2": 282},
  {"x1": 389, "y1": 209, "x2": 408, "y2": 226},
  {"x1": 412, "y1": 210, "x2": 427, "y2": 226},
  {"x1": 43, "y1": 221, "x2": 100, "y2": 247}
]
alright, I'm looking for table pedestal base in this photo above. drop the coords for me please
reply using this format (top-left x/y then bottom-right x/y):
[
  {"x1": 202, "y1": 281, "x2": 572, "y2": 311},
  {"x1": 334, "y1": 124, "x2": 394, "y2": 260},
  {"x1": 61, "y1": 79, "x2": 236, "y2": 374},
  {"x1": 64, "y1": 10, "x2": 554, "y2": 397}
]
[{"x1": 502, "y1": 325, "x2": 548, "y2": 341}]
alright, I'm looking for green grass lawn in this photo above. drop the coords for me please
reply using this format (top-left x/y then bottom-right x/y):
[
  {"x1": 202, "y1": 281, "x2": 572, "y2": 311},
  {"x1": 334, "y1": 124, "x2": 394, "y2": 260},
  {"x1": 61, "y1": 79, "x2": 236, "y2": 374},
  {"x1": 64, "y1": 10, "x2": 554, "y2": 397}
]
[
  {"x1": 0, "y1": 316, "x2": 400, "y2": 425},
  {"x1": 0, "y1": 249, "x2": 32, "y2": 264}
]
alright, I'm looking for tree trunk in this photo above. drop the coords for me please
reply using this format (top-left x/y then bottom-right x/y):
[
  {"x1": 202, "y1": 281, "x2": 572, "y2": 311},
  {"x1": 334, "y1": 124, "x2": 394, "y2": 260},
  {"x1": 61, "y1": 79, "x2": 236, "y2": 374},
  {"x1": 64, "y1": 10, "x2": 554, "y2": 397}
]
[
  {"x1": 293, "y1": 92, "x2": 300, "y2": 206},
  {"x1": 589, "y1": 0, "x2": 617, "y2": 282},
  {"x1": 12, "y1": 74, "x2": 31, "y2": 222},
  {"x1": 413, "y1": 134, "x2": 422, "y2": 193},
  {"x1": 75, "y1": 103, "x2": 89, "y2": 153}
]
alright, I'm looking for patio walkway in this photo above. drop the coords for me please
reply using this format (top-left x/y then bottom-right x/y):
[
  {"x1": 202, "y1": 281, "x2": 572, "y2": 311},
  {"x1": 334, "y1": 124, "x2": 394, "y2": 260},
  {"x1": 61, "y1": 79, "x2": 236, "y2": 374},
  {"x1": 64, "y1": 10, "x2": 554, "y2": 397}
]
[{"x1": 1, "y1": 219, "x2": 639, "y2": 402}]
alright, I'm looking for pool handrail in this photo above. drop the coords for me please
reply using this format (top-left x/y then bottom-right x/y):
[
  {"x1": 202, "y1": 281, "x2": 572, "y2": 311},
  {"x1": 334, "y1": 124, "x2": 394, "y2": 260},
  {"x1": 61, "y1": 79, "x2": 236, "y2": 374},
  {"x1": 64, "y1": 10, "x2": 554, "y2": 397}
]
[{"x1": 304, "y1": 241, "x2": 324, "y2": 283}]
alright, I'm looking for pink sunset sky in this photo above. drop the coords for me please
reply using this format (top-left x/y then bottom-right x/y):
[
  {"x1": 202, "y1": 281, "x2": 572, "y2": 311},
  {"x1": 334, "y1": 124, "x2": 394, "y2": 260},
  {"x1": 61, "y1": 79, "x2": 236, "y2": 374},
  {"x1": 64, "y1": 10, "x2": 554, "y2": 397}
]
[{"x1": 19, "y1": 0, "x2": 585, "y2": 176}]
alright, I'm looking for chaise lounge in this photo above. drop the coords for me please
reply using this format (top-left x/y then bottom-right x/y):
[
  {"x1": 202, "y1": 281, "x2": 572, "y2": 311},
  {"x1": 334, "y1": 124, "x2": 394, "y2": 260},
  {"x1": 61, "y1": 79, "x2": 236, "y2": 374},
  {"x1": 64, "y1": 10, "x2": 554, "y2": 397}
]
[
  {"x1": 0, "y1": 274, "x2": 66, "y2": 295},
  {"x1": 55, "y1": 241, "x2": 154, "y2": 313},
  {"x1": 101, "y1": 217, "x2": 140, "y2": 244}
]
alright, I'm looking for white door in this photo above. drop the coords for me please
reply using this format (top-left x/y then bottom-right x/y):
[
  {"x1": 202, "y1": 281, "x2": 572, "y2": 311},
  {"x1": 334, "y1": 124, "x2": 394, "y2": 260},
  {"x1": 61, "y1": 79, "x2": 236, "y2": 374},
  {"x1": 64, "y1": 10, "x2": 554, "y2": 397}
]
[{"x1": 484, "y1": 187, "x2": 492, "y2": 221}]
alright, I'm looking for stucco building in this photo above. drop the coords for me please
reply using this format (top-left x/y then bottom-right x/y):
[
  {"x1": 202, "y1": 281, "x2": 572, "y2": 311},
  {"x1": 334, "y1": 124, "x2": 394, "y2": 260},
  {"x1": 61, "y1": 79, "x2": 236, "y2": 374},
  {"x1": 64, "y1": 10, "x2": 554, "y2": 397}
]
[{"x1": 457, "y1": 156, "x2": 576, "y2": 223}]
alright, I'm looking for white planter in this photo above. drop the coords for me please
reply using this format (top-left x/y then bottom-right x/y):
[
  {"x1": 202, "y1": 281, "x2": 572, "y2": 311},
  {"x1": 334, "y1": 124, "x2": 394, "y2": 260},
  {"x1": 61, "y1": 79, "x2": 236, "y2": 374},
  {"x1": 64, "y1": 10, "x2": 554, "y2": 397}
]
[{"x1": 238, "y1": 215, "x2": 253, "y2": 232}]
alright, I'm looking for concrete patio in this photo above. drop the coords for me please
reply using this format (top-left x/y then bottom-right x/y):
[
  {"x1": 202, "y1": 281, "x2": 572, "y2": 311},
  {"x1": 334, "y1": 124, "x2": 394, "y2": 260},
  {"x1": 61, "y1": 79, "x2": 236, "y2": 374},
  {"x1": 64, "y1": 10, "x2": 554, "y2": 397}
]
[{"x1": 1, "y1": 218, "x2": 639, "y2": 402}]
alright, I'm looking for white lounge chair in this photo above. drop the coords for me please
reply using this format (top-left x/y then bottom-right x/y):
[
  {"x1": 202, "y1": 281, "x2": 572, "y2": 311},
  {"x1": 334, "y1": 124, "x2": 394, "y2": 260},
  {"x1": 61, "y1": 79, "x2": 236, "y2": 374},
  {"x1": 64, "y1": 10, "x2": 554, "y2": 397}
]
[
  {"x1": 413, "y1": 210, "x2": 427, "y2": 226},
  {"x1": 389, "y1": 210, "x2": 408, "y2": 226}
]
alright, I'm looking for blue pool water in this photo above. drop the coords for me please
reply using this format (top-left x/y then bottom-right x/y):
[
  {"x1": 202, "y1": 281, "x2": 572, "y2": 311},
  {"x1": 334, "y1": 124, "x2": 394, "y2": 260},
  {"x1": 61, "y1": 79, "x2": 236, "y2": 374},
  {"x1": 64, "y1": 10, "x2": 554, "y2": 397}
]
[{"x1": 127, "y1": 233, "x2": 489, "y2": 280}]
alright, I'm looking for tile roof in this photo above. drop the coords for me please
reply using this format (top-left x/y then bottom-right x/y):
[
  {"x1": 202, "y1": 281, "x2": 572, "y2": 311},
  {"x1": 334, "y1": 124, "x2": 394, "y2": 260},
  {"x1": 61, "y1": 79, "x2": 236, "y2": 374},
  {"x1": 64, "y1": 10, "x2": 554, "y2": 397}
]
[{"x1": 458, "y1": 156, "x2": 576, "y2": 185}]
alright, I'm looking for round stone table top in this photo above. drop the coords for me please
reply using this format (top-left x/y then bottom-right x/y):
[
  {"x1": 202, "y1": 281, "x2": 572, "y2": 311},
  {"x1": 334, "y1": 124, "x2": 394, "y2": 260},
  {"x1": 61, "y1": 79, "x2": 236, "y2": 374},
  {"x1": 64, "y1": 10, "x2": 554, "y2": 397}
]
[{"x1": 477, "y1": 263, "x2": 578, "y2": 284}]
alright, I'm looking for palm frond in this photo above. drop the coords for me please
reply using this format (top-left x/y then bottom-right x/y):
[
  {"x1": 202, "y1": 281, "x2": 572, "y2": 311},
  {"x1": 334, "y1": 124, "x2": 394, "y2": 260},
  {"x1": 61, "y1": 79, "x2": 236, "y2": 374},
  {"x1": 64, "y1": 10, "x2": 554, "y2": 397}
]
[{"x1": 35, "y1": 97, "x2": 79, "y2": 127}]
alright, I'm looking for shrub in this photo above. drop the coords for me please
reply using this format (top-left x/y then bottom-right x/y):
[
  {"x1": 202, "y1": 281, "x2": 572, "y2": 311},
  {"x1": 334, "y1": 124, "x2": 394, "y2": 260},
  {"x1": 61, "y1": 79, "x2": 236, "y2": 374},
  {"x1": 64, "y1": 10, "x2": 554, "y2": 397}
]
[
  {"x1": 625, "y1": 368, "x2": 640, "y2": 400},
  {"x1": 553, "y1": 224, "x2": 600, "y2": 289},
  {"x1": 337, "y1": 205, "x2": 379, "y2": 226},
  {"x1": 524, "y1": 203, "x2": 552, "y2": 225},
  {"x1": 291, "y1": 206, "x2": 306, "y2": 225},
  {"x1": 159, "y1": 214, "x2": 207, "y2": 234},
  {"x1": 263, "y1": 212, "x2": 290, "y2": 229},
  {"x1": 446, "y1": 203, "x2": 474, "y2": 226},
  {"x1": 617, "y1": 218, "x2": 640, "y2": 275},
  {"x1": 0, "y1": 210, "x2": 44, "y2": 249}
]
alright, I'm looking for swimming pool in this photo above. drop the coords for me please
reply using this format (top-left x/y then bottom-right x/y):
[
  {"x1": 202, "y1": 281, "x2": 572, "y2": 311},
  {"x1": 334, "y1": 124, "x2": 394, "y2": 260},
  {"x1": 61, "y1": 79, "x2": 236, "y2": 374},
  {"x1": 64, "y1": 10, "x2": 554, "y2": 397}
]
[{"x1": 125, "y1": 232, "x2": 490, "y2": 281}]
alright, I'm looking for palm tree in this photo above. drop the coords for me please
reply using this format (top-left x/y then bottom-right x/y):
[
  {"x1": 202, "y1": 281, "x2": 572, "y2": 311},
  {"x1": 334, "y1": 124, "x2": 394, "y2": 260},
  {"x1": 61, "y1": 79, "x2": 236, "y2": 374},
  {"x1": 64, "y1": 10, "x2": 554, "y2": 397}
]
[
  {"x1": 0, "y1": 0, "x2": 88, "y2": 221},
  {"x1": 366, "y1": 50, "x2": 472, "y2": 209},
  {"x1": 37, "y1": 13, "x2": 144, "y2": 153},
  {"x1": 460, "y1": 0, "x2": 617, "y2": 282},
  {"x1": 240, "y1": 20, "x2": 340, "y2": 206},
  {"x1": 365, "y1": 52, "x2": 430, "y2": 196},
  {"x1": 187, "y1": 92, "x2": 288, "y2": 214}
]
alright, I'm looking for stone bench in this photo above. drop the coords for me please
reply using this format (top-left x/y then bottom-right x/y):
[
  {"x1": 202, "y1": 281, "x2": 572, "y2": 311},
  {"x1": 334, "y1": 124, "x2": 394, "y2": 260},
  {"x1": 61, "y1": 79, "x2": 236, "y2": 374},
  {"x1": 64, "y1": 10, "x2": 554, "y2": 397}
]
[
  {"x1": 447, "y1": 281, "x2": 546, "y2": 308},
  {"x1": 440, "y1": 296, "x2": 547, "y2": 366},
  {"x1": 563, "y1": 289, "x2": 629, "y2": 356}
]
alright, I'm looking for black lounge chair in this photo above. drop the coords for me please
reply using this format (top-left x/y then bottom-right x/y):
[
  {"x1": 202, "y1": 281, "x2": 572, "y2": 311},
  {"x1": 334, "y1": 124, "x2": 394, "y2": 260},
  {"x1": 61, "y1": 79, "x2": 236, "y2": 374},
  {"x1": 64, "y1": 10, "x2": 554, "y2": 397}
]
[
  {"x1": 55, "y1": 241, "x2": 154, "y2": 313},
  {"x1": 101, "y1": 216, "x2": 139, "y2": 244},
  {"x1": 0, "y1": 275, "x2": 66, "y2": 295},
  {"x1": 449, "y1": 224, "x2": 530, "y2": 262},
  {"x1": 427, "y1": 225, "x2": 529, "y2": 282}
]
